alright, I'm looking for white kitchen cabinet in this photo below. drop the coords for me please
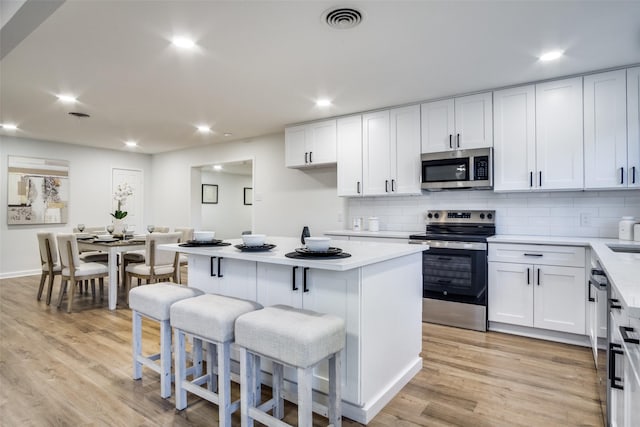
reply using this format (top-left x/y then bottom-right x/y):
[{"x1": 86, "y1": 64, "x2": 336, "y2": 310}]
[
  {"x1": 488, "y1": 243, "x2": 586, "y2": 335},
  {"x1": 361, "y1": 105, "x2": 421, "y2": 196},
  {"x1": 584, "y1": 69, "x2": 628, "y2": 189},
  {"x1": 421, "y1": 92, "x2": 493, "y2": 153},
  {"x1": 493, "y1": 84, "x2": 536, "y2": 191},
  {"x1": 535, "y1": 77, "x2": 584, "y2": 190},
  {"x1": 187, "y1": 256, "x2": 257, "y2": 300},
  {"x1": 337, "y1": 115, "x2": 363, "y2": 196},
  {"x1": 627, "y1": 66, "x2": 640, "y2": 188},
  {"x1": 285, "y1": 119, "x2": 337, "y2": 168}
]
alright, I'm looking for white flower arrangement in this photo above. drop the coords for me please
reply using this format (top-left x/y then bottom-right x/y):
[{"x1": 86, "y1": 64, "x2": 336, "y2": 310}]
[{"x1": 111, "y1": 182, "x2": 133, "y2": 219}]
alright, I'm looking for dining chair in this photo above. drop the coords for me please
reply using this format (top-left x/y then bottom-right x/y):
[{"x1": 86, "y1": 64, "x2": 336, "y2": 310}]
[
  {"x1": 174, "y1": 227, "x2": 194, "y2": 284},
  {"x1": 125, "y1": 232, "x2": 181, "y2": 297},
  {"x1": 36, "y1": 232, "x2": 62, "y2": 305},
  {"x1": 56, "y1": 233, "x2": 109, "y2": 313},
  {"x1": 153, "y1": 226, "x2": 170, "y2": 233}
]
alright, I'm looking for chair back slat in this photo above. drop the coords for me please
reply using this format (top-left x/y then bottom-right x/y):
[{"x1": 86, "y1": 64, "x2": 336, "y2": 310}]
[{"x1": 37, "y1": 232, "x2": 58, "y2": 268}]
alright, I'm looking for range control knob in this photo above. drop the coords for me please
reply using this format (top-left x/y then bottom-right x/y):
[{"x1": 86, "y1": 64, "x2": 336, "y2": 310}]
[
  {"x1": 487, "y1": 213, "x2": 493, "y2": 220},
  {"x1": 427, "y1": 213, "x2": 433, "y2": 219},
  {"x1": 480, "y1": 213, "x2": 485, "y2": 219},
  {"x1": 434, "y1": 213, "x2": 440, "y2": 219}
]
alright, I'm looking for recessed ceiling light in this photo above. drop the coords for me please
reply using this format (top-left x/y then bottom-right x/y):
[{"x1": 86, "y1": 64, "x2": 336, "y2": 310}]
[
  {"x1": 197, "y1": 125, "x2": 212, "y2": 133},
  {"x1": 125, "y1": 140, "x2": 138, "y2": 147},
  {"x1": 1, "y1": 123, "x2": 18, "y2": 130},
  {"x1": 172, "y1": 36, "x2": 195, "y2": 49},
  {"x1": 57, "y1": 94, "x2": 77, "y2": 103},
  {"x1": 213, "y1": 165, "x2": 222, "y2": 171},
  {"x1": 539, "y1": 50, "x2": 564, "y2": 61},
  {"x1": 223, "y1": 132, "x2": 232, "y2": 137},
  {"x1": 316, "y1": 99, "x2": 332, "y2": 107}
]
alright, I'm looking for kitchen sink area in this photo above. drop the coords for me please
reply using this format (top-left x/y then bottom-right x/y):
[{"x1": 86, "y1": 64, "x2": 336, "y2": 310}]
[{"x1": 606, "y1": 243, "x2": 640, "y2": 254}]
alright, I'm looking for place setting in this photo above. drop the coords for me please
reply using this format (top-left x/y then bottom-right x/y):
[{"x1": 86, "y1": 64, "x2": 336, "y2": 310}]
[
  {"x1": 179, "y1": 230, "x2": 231, "y2": 247},
  {"x1": 285, "y1": 236, "x2": 351, "y2": 259},
  {"x1": 234, "y1": 234, "x2": 276, "y2": 252}
]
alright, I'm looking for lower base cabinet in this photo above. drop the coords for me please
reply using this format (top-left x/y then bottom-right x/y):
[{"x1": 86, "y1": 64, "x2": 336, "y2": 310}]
[{"x1": 488, "y1": 243, "x2": 586, "y2": 335}]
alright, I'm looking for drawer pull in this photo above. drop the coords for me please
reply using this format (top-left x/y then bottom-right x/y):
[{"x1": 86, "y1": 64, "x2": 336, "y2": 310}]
[
  {"x1": 524, "y1": 253, "x2": 543, "y2": 257},
  {"x1": 620, "y1": 326, "x2": 640, "y2": 344},
  {"x1": 610, "y1": 298, "x2": 622, "y2": 310}
]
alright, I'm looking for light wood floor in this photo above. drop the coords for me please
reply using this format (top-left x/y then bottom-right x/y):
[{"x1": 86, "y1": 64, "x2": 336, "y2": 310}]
[{"x1": 0, "y1": 272, "x2": 604, "y2": 426}]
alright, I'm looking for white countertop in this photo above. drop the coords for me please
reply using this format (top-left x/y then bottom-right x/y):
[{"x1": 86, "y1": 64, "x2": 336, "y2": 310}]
[
  {"x1": 160, "y1": 236, "x2": 427, "y2": 272},
  {"x1": 324, "y1": 230, "x2": 422, "y2": 239},
  {"x1": 488, "y1": 234, "x2": 640, "y2": 318}
]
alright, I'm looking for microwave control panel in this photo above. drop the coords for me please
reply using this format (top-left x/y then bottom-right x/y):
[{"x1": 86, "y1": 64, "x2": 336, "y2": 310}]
[{"x1": 473, "y1": 156, "x2": 490, "y2": 180}]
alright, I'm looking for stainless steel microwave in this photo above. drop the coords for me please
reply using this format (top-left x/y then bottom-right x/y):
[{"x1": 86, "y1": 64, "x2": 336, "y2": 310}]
[{"x1": 421, "y1": 147, "x2": 493, "y2": 190}]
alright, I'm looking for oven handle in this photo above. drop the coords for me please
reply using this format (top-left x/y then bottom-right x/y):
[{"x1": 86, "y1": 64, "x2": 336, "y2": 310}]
[{"x1": 411, "y1": 240, "x2": 487, "y2": 250}]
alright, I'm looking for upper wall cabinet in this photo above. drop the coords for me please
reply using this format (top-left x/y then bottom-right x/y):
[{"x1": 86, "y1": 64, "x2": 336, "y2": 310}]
[
  {"x1": 285, "y1": 119, "x2": 337, "y2": 168},
  {"x1": 338, "y1": 105, "x2": 421, "y2": 197},
  {"x1": 494, "y1": 77, "x2": 583, "y2": 191},
  {"x1": 584, "y1": 69, "x2": 628, "y2": 189},
  {"x1": 421, "y1": 92, "x2": 493, "y2": 153},
  {"x1": 627, "y1": 67, "x2": 640, "y2": 188}
]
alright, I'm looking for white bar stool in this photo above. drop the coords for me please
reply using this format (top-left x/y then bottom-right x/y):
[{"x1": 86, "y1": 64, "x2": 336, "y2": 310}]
[
  {"x1": 235, "y1": 304, "x2": 346, "y2": 427},
  {"x1": 128, "y1": 282, "x2": 203, "y2": 398},
  {"x1": 170, "y1": 293, "x2": 263, "y2": 427}
]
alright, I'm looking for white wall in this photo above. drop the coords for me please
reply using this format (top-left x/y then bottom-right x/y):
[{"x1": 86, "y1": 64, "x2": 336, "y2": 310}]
[
  {"x1": 348, "y1": 190, "x2": 640, "y2": 237},
  {"x1": 0, "y1": 136, "x2": 152, "y2": 277},
  {"x1": 149, "y1": 133, "x2": 346, "y2": 241},
  {"x1": 200, "y1": 170, "x2": 252, "y2": 239}
]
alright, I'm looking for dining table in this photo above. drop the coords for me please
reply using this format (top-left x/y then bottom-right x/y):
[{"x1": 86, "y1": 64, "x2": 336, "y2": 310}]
[{"x1": 78, "y1": 236, "x2": 146, "y2": 310}]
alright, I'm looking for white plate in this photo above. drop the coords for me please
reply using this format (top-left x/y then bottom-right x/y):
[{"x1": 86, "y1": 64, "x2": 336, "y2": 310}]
[{"x1": 94, "y1": 236, "x2": 116, "y2": 242}]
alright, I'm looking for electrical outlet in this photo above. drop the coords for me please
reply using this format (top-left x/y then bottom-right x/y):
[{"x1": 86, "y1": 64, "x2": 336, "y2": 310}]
[{"x1": 580, "y1": 213, "x2": 592, "y2": 227}]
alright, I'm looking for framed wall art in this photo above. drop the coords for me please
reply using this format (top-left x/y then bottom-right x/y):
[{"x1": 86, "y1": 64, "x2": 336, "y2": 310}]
[
  {"x1": 7, "y1": 155, "x2": 70, "y2": 225},
  {"x1": 202, "y1": 184, "x2": 218, "y2": 204},
  {"x1": 244, "y1": 187, "x2": 253, "y2": 205}
]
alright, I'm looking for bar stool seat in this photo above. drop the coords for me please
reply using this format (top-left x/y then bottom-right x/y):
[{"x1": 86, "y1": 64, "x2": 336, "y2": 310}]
[
  {"x1": 170, "y1": 294, "x2": 263, "y2": 427},
  {"x1": 129, "y1": 283, "x2": 204, "y2": 398},
  {"x1": 235, "y1": 304, "x2": 345, "y2": 427}
]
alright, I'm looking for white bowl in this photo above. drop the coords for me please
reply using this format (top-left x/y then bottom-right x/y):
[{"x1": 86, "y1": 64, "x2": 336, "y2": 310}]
[
  {"x1": 193, "y1": 231, "x2": 216, "y2": 242},
  {"x1": 242, "y1": 234, "x2": 266, "y2": 247},
  {"x1": 305, "y1": 237, "x2": 331, "y2": 252}
]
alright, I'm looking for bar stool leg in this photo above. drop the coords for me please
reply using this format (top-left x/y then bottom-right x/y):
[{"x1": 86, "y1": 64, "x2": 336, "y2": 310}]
[
  {"x1": 298, "y1": 366, "x2": 313, "y2": 427},
  {"x1": 160, "y1": 319, "x2": 172, "y2": 398},
  {"x1": 206, "y1": 342, "x2": 218, "y2": 392},
  {"x1": 329, "y1": 352, "x2": 342, "y2": 427},
  {"x1": 132, "y1": 311, "x2": 143, "y2": 380},
  {"x1": 218, "y1": 341, "x2": 232, "y2": 427},
  {"x1": 272, "y1": 362, "x2": 284, "y2": 419},
  {"x1": 192, "y1": 337, "x2": 203, "y2": 378},
  {"x1": 239, "y1": 347, "x2": 255, "y2": 427},
  {"x1": 175, "y1": 329, "x2": 187, "y2": 410}
]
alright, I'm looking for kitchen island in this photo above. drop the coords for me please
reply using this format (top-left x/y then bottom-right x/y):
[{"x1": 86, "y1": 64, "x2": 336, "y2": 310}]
[{"x1": 160, "y1": 237, "x2": 426, "y2": 424}]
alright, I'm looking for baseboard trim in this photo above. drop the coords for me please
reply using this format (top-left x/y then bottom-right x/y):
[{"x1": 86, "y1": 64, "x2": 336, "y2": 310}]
[{"x1": 489, "y1": 322, "x2": 590, "y2": 347}]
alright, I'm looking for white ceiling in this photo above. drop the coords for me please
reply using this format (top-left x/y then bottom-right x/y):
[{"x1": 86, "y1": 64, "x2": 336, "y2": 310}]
[{"x1": 1, "y1": 0, "x2": 639, "y2": 154}]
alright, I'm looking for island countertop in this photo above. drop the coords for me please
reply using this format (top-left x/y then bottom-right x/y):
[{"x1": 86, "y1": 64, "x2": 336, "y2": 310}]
[{"x1": 160, "y1": 236, "x2": 427, "y2": 272}]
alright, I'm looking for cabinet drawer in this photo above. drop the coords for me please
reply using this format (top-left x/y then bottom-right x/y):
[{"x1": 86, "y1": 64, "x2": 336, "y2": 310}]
[{"x1": 488, "y1": 243, "x2": 585, "y2": 267}]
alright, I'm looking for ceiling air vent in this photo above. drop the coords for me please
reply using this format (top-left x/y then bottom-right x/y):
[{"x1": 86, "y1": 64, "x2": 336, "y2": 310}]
[{"x1": 323, "y1": 7, "x2": 363, "y2": 29}]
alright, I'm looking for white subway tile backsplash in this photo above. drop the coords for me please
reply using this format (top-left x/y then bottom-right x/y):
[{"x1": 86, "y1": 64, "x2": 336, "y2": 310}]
[{"x1": 346, "y1": 189, "x2": 640, "y2": 238}]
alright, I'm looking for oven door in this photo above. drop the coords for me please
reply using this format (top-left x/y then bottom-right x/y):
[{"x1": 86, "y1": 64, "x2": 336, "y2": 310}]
[{"x1": 422, "y1": 244, "x2": 487, "y2": 305}]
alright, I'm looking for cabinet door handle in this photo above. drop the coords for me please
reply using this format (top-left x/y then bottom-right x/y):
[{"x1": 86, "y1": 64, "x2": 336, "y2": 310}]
[
  {"x1": 620, "y1": 167, "x2": 624, "y2": 184},
  {"x1": 527, "y1": 268, "x2": 530, "y2": 285},
  {"x1": 456, "y1": 133, "x2": 460, "y2": 148},
  {"x1": 620, "y1": 326, "x2": 640, "y2": 344},
  {"x1": 391, "y1": 179, "x2": 396, "y2": 192},
  {"x1": 539, "y1": 171, "x2": 542, "y2": 187},
  {"x1": 303, "y1": 267, "x2": 310, "y2": 292},
  {"x1": 632, "y1": 166, "x2": 636, "y2": 184},
  {"x1": 524, "y1": 253, "x2": 543, "y2": 257},
  {"x1": 537, "y1": 268, "x2": 540, "y2": 286},
  {"x1": 304, "y1": 152, "x2": 308, "y2": 164},
  {"x1": 588, "y1": 279, "x2": 595, "y2": 302},
  {"x1": 530, "y1": 171, "x2": 533, "y2": 188},
  {"x1": 210, "y1": 257, "x2": 217, "y2": 277},
  {"x1": 449, "y1": 134, "x2": 452, "y2": 149},
  {"x1": 309, "y1": 151, "x2": 313, "y2": 163},
  {"x1": 217, "y1": 257, "x2": 223, "y2": 278},
  {"x1": 609, "y1": 343, "x2": 624, "y2": 390},
  {"x1": 292, "y1": 266, "x2": 298, "y2": 291},
  {"x1": 610, "y1": 298, "x2": 622, "y2": 310},
  {"x1": 385, "y1": 180, "x2": 389, "y2": 192},
  {"x1": 357, "y1": 181, "x2": 361, "y2": 194}
]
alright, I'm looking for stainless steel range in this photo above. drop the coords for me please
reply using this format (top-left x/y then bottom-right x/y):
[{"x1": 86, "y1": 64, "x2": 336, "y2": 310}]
[{"x1": 409, "y1": 210, "x2": 495, "y2": 332}]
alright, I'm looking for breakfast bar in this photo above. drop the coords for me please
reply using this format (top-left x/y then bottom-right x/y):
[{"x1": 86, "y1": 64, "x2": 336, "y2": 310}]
[{"x1": 160, "y1": 237, "x2": 426, "y2": 424}]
